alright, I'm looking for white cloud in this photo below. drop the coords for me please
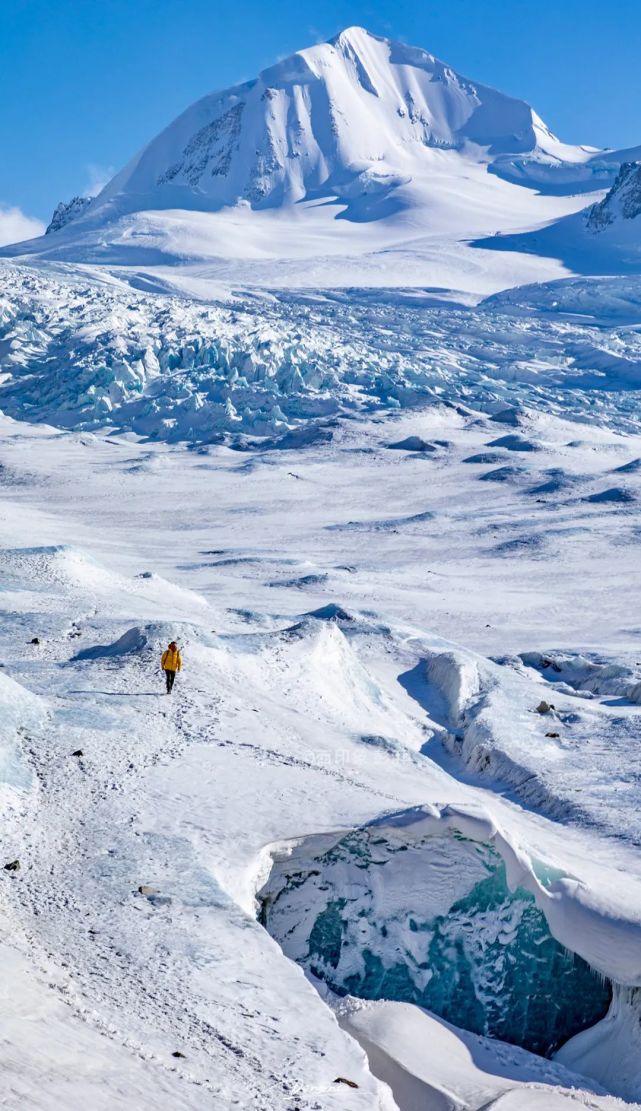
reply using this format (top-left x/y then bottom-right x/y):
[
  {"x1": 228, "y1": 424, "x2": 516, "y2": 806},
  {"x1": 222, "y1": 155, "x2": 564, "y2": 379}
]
[
  {"x1": 0, "y1": 205, "x2": 45, "y2": 247},
  {"x1": 84, "y1": 163, "x2": 115, "y2": 198}
]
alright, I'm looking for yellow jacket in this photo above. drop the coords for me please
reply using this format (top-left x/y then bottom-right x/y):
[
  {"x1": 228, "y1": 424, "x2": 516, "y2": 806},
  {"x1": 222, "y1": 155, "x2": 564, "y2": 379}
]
[{"x1": 161, "y1": 646, "x2": 182, "y2": 672}]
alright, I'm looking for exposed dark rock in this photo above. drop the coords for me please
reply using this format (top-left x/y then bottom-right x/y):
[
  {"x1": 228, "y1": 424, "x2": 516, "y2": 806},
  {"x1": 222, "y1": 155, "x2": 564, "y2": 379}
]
[
  {"x1": 46, "y1": 195, "x2": 92, "y2": 235},
  {"x1": 588, "y1": 161, "x2": 641, "y2": 231}
]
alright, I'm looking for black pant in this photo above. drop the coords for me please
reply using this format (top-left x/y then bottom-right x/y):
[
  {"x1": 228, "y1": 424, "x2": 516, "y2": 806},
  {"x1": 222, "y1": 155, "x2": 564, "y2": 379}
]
[{"x1": 165, "y1": 669, "x2": 176, "y2": 693}]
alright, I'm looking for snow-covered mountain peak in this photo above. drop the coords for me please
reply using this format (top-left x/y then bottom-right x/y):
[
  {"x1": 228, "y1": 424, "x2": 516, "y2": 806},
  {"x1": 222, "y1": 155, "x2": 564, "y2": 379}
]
[
  {"x1": 38, "y1": 26, "x2": 582, "y2": 227},
  {"x1": 4, "y1": 24, "x2": 637, "y2": 286}
]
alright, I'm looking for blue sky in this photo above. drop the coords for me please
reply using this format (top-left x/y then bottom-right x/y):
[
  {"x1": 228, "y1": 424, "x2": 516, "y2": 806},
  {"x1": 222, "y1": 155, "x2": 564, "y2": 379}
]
[{"x1": 1, "y1": 0, "x2": 640, "y2": 229}]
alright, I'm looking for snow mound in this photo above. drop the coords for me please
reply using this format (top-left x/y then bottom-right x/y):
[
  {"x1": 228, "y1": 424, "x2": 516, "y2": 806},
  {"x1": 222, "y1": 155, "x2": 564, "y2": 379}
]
[
  {"x1": 0, "y1": 546, "x2": 123, "y2": 592},
  {"x1": 479, "y1": 465, "x2": 528, "y2": 483},
  {"x1": 74, "y1": 621, "x2": 218, "y2": 660},
  {"x1": 0, "y1": 545, "x2": 206, "y2": 610},
  {"x1": 223, "y1": 614, "x2": 419, "y2": 746},
  {"x1": 328, "y1": 510, "x2": 435, "y2": 532},
  {"x1": 526, "y1": 470, "x2": 582, "y2": 497},
  {"x1": 386, "y1": 436, "x2": 439, "y2": 453},
  {"x1": 487, "y1": 434, "x2": 541, "y2": 452},
  {"x1": 613, "y1": 458, "x2": 641, "y2": 474},
  {"x1": 520, "y1": 651, "x2": 641, "y2": 705},
  {"x1": 303, "y1": 603, "x2": 354, "y2": 623},
  {"x1": 425, "y1": 650, "x2": 480, "y2": 721},
  {"x1": 463, "y1": 451, "x2": 506, "y2": 464},
  {"x1": 584, "y1": 487, "x2": 635, "y2": 505}
]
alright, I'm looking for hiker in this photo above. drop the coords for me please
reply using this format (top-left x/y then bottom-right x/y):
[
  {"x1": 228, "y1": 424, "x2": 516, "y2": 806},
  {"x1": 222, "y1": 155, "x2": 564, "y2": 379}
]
[{"x1": 161, "y1": 641, "x2": 182, "y2": 694}]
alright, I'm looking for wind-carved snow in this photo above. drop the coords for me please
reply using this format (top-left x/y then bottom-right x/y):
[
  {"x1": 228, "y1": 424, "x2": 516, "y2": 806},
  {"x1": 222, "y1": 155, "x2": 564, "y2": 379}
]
[{"x1": 403, "y1": 642, "x2": 641, "y2": 846}]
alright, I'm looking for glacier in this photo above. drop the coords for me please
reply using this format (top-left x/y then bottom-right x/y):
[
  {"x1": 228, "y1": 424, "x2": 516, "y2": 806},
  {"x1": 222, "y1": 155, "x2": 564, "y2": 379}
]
[{"x1": 2, "y1": 261, "x2": 641, "y2": 444}]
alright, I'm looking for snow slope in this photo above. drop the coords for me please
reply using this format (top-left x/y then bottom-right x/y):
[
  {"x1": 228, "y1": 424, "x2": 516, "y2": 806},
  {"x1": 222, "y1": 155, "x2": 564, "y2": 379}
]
[
  {"x1": 476, "y1": 160, "x2": 641, "y2": 277},
  {"x1": 339, "y1": 1000, "x2": 626, "y2": 1111}
]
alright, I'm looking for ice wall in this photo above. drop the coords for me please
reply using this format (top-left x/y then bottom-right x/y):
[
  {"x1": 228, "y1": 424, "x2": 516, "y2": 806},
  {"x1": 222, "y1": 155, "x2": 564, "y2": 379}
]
[{"x1": 260, "y1": 824, "x2": 611, "y2": 1057}]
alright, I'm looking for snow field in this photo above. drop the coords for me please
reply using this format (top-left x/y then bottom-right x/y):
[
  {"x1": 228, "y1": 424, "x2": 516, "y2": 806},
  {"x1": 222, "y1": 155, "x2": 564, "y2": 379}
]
[
  {"x1": 0, "y1": 263, "x2": 641, "y2": 1106},
  {"x1": 0, "y1": 486, "x2": 640, "y2": 1107}
]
